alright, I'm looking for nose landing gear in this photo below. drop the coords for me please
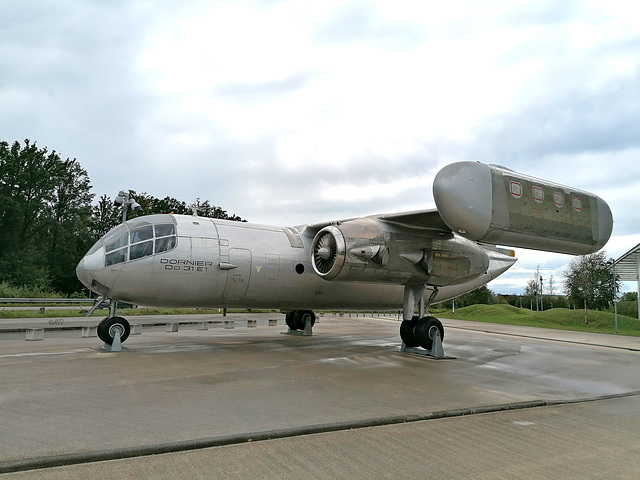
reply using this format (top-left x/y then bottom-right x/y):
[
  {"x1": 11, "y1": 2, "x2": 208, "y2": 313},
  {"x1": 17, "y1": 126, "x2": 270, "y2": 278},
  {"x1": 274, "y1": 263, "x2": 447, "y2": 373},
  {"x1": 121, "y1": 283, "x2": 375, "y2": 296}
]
[
  {"x1": 97, "y1": 316, "x2": 131, "y2": 351},
  {"x1": 91, "y1": 298, "x2": 131, "y2": 351}
]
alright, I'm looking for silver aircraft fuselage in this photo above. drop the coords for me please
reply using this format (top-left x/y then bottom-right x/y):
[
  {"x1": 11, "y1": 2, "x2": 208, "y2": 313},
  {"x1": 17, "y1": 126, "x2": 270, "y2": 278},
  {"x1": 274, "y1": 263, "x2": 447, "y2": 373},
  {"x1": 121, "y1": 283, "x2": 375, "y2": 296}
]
[
  {"x1": 76, "y1": 161, "x2": 614, "y2": 313},
  {"x1": 76, "y1": 214, "x2": 516, "y2": 310}
]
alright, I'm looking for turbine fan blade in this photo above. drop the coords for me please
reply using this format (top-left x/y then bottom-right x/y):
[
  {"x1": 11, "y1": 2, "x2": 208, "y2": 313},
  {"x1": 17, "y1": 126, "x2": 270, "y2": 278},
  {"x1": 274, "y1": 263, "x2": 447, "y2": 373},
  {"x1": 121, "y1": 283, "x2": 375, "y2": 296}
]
[{"x1": 313, "y1": 231, "x2": 337, "y2": 274}]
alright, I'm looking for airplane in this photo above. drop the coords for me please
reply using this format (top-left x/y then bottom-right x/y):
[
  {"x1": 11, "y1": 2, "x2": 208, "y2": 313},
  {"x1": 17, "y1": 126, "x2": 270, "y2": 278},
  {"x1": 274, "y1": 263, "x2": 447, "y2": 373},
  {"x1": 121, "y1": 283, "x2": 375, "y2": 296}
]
[{"x1": 76, "y1": 161, "x2": 613, "y2": 355}]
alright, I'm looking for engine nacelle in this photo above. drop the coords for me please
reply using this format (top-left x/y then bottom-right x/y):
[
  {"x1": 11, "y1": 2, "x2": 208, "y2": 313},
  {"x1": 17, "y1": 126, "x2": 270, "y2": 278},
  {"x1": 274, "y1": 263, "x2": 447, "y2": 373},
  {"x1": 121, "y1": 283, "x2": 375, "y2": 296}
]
[
  {"x1": 433, "y1": 162, "x2": 613, "y2": 255},
  {"x1": 310, "y1": 217, "x2": 490, "y2": 286},
  {"x1": 311, "y1": 218, "x2": 397, "y2": 282}
]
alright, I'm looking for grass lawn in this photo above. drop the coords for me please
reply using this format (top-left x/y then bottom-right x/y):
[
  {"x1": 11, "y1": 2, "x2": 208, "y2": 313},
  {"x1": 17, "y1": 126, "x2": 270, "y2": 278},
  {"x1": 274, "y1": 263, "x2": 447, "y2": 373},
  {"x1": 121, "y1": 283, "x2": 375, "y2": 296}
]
[{"x1": 431, "y1": 304, "x2": 640, "y2": 337}]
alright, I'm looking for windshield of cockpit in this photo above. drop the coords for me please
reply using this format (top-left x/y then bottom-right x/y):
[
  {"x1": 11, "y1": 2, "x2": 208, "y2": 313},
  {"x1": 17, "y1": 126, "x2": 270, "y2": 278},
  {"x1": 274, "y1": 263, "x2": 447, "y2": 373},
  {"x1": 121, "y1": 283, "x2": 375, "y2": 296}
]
[{"x1": 95, "y1": 215, "x2": 177, "y2": 267}]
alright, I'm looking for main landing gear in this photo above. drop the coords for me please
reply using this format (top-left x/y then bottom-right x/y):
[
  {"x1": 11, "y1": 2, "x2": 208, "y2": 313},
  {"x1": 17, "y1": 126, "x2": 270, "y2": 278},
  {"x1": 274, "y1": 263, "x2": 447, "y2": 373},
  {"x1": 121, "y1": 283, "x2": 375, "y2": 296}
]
[
  {"x1": 399, "y1": 285, "x2": 448, "y2": 359},
  {"x1": 284, "y1": 310, "x2": 315, "y2": 336}
]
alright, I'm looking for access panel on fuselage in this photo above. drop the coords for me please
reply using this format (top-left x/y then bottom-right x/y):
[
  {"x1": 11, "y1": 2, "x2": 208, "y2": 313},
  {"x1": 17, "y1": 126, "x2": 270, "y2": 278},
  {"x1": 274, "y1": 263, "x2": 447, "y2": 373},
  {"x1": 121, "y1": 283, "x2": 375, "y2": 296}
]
[{"x1": 223, "y1": 248, "x2": 252, "y2": 300}]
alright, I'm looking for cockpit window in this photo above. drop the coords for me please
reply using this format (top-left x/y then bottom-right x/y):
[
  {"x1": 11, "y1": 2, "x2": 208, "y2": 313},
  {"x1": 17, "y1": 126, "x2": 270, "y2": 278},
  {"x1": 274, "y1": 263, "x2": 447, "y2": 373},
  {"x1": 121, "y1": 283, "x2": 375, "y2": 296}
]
[
  {"x1": 155, "y1": 236, "x2": 177, "y2": 253},
  {"x1": 105, "y1": 233, "x2": 128, "y2": 253},
  {"x1": 155, "y1": 224, "x2": 175, "y2": 237},
  {"x1": 106, "y1": 249, "x2": 127, "y2": 266},
  {"x1": 103, "y1": 220, "x2": 177, "y2": 267},
  {"x1": 130, "y1": 240, "x2": 153, "y2": 260},
  {"x1": 130, "y1": 226, "x2": 153, "y2": 243}
]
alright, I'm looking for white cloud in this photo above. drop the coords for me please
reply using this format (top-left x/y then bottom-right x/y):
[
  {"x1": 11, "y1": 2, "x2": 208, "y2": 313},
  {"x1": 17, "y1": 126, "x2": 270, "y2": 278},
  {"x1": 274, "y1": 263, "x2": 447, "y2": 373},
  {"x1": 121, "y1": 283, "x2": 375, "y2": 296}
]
[{"x1": 1, "y1": 0, "x2": 639, "y2": 294}]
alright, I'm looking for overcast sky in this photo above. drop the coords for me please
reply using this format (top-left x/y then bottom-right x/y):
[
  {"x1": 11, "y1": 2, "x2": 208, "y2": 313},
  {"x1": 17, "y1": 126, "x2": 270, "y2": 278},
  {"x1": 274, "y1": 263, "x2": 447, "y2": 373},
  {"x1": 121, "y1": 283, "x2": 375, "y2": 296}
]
[{"x1": 2, "y1": 0, "x2": 639, "y2": 294}]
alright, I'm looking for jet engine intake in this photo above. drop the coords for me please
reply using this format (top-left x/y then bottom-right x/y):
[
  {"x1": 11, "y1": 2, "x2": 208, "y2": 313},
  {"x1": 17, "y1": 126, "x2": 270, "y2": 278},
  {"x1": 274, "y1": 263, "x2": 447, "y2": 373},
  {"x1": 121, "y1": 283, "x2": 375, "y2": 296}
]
[{"x1": 311, "y1": 219, "x2": 392, "y2": 282}]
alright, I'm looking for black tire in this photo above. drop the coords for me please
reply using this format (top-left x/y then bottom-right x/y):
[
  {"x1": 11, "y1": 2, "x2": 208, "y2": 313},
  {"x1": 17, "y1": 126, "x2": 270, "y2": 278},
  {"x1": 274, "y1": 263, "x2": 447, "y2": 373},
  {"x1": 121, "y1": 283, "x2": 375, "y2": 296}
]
[
  {"x1": 400, "y1": 315, "x2": 420, "y2": 348},
  {"x1": 414, "y1": 316, "x2": 444, "y2": 350},
  {"x1": 97, "y1": 316, "x2": 131, "y2": 345},
  {"x1": 285, "y1": 312, "x2": 297, "y2": 330}
]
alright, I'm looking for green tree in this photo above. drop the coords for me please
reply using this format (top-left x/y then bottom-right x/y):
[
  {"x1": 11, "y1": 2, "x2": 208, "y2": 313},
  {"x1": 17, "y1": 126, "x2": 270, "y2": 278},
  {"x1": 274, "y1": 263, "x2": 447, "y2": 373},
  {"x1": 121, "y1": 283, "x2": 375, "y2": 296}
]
[
  {"x1": 0, "y1": 139, "x2": 93, "y2": 291},
  {"x1": 99, "y1": 191, "x2": 245, "y2": 222},
  {"x1": 522, "y1": 265, "x2": 543, "y2": 310},
  {"x1": 524, "y1": 265, "x2": 541, "y2": 297},
  {"x1": 564, "y1": 251, "x2": 619, "y2": 312},
  {"x1": 90, "y1": 194, "x2": 121, "y2": 238},
  {"x1": 45, "y1": 158, "x2": 94, "y2": 292},
  {"x1": 441, "y1": 285, "x2": 496, "y2": 308},
  {"x1": 620, "y1": 292, "x2": 638, "y2": 302}
]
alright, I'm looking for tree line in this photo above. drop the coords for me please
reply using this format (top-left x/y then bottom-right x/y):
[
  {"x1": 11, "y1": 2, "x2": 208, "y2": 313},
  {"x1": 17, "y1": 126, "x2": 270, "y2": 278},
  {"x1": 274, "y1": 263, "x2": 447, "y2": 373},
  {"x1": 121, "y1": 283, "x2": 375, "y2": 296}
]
[
  {"x1": 0, "y1": 139, "x2": 244, "y2": 295},
  {"x1": 471, "y1": 250, "x2": 624, "y2": 315}
]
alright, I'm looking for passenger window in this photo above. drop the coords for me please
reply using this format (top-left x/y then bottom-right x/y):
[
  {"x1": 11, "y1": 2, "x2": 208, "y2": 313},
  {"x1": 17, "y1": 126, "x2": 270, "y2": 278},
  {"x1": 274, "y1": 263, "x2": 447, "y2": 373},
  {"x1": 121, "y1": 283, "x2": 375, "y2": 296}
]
[
  {"x1": 130, "y1": 226, "x2": 153, "y2": 244},
  {"x1": 155, "y1": 224, "x2": 175, "y2": 237},
  {"x1": 106, "y1": 249, "x2": 127, "y2": 266},
  {"x1": 155, "y1": 236, "x2": 177, "y2": 253},
  {"x1": 106, "y1": 233, "x2": 128, "y2": 253},
  {"x1": 130, "y1": 241, "x2": 153, "y2": 260}
]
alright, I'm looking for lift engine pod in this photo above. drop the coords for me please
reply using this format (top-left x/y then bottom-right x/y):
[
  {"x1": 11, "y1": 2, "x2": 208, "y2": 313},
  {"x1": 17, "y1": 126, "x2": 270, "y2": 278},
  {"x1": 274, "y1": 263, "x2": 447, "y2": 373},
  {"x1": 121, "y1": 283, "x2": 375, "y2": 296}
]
[{"x1": 433, "y1": 162, "x2": 613, "y2": 255}]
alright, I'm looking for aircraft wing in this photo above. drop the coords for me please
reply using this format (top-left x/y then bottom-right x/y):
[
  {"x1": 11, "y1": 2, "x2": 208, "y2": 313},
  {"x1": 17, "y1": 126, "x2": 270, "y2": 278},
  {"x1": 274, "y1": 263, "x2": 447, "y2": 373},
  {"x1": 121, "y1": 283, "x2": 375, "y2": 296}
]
[
  {"x1": 295, "y1": 209, "x2": 451, "y2": 239},
  {"x1": 377, "y1": 209, "x2": 452, "y2": 232}
]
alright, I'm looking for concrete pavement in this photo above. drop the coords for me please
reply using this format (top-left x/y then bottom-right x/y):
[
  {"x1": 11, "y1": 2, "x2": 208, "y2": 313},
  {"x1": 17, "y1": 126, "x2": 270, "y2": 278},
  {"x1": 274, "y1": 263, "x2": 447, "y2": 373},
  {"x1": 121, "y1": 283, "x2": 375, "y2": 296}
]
[{"x1": 1, "y1": 314, "x2": 639, "y2": 478}]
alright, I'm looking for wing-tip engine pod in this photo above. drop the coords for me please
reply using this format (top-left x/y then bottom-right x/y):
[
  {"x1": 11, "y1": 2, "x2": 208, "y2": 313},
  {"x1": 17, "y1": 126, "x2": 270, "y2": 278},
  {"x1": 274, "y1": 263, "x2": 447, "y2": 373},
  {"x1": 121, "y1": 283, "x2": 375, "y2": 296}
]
[{"x1": 433, "y1": 161, "x2": 613, "y2": 255}]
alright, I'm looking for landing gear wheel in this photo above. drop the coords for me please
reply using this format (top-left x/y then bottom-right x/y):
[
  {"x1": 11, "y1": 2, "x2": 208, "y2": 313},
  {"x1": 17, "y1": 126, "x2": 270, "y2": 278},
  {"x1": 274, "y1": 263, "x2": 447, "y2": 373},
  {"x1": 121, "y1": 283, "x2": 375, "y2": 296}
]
[
  {"x1": 297, "y1": 311, "x2": 315, "y2": 330},
  {"x1": 286, "y1": 310, "x2": 316, "y2": 331},
  {"x1": 293, "y1": 310, "x2": 315, "y2": 330},
  {"x1": 400, "y1": 315, "x2": 420, "y2": 348},
  {"x1": 97, "y1": 316, "x2": 131, "y2": 345},
  {"x1": 414, "y1": 316, "x2": 444, "y2": 351},
  {"x1": 285, "y1": 312, "x2": 297, "y2": 330}
]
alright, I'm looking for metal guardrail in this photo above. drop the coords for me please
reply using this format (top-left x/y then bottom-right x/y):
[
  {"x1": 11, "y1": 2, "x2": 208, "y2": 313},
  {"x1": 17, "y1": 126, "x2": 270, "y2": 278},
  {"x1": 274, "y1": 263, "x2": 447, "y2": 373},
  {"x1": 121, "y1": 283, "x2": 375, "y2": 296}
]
[{"x1": 0, "y1": 298, "x2": 94, "y2": 304}]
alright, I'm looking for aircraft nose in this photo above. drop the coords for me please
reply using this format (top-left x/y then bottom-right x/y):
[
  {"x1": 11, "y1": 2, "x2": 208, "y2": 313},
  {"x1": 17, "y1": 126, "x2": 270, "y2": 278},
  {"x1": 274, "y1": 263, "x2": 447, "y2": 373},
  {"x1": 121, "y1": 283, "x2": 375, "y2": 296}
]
[{"x1": 76, "y1": 245, "x2": 105, "y2": 289}]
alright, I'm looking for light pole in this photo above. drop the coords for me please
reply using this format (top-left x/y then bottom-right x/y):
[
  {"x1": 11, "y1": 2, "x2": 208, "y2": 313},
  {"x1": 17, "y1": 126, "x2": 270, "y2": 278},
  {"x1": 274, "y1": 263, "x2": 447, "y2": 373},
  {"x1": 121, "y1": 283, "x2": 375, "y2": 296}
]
[
  {"x1": 539, "y1": 275, "x2": 543, "y2": 311},
  {"x1": 608, "y1": 258, "x2": 619, "y2": 334},
  {"x1": 113, "y1": 190, "x2": 142, "y2": 223}
]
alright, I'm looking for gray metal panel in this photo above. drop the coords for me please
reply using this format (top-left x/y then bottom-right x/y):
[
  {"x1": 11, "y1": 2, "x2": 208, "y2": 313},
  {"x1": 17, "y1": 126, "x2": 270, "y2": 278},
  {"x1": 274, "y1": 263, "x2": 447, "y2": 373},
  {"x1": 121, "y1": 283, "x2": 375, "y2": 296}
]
[
  {"x1": 614, "y1": 242, "x2": 640, "y2": 281},
  {"x1": 223, "y1": 249, "x2": 252, "y2": 299},
  {"x1": 378, "y1": 209, "x2": 452, "y2": 232}
]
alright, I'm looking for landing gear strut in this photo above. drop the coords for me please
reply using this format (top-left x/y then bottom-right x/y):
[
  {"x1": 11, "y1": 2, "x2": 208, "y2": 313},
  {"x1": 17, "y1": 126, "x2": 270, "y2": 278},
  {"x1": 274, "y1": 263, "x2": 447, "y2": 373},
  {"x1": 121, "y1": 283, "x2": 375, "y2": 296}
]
[{"x1": 399, "y1": 285, "x2": 448, "y2": 358}]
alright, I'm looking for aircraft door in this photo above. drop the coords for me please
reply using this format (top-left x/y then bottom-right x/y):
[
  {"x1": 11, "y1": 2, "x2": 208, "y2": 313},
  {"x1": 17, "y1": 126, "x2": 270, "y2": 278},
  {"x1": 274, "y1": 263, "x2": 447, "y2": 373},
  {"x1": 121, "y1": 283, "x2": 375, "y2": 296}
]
[{"x1": 223, "y1": 248, "x2": 252, "y2": 300}]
